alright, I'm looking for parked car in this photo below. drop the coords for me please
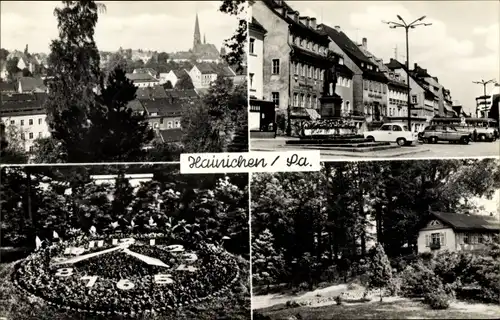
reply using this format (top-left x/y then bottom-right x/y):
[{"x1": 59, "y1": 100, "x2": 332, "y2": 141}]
[
  {"x1": 421, "y1": 125, "x2": 471, "y2": 144},
  {"x1": 364, "y1": 123, "x2": 419, "y2": 146}
]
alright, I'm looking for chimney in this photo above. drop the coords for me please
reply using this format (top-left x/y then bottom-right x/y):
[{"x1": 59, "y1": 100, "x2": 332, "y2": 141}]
[
  {"x1": 287, "y1": 11, "x2": 295, "y2": 20},
  {"x1": 294, "y1": 11, "x2": 299, "y2": 22},
  {"x1": 299, "y1": 16, "x2": 308, "y2": 25},
  {"x1": 280, "y1": 7, "x2": 287, "y2": 16},
  {"x1": 362, "y1": 37, "x2": 367, "y2": 50},
  {"x1": 310, "y1": 18, "x2": 317, "y2": 29},
  {"x1": 414, "y1": 63, "x2": 418, "y2": 70},
  {"x1": 334, "y1": 25, "x2": 341, "y2": 32}
]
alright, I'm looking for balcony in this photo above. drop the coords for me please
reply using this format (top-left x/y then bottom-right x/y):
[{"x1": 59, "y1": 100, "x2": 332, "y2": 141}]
[{"x1": 429, "y1": 243, "x2": 441, "y2": 250}]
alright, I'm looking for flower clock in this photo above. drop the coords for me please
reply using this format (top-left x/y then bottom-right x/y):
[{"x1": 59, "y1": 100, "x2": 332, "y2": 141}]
[{"x1": 12, "y1": 233, "x2": 240, "y2": 316}]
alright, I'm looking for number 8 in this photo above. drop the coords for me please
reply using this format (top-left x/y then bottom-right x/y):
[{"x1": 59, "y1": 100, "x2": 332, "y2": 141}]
[
  {"x1": 55, "y1": 268, "x2": 73, "y2": 277},
  {"x1": 116, "y1": 279, "x2": 135, "y2": 290}
]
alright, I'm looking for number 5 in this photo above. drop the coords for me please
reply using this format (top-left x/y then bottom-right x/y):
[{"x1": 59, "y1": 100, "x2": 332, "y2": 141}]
[
  {"x1": 154, "y1": 274, "x2": 174, "y2": 284},
  {"x1": 116, "y1": 279, "x2": 135, "y2": 290}
]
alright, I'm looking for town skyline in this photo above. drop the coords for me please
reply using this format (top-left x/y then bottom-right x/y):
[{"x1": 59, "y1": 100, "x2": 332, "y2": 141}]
[
  {"x1": 0, "y1": 1, "x2": 240, "y2": 54},
  {"x1": 290, "y1": 0, "x2": 499, "y2": 115}
]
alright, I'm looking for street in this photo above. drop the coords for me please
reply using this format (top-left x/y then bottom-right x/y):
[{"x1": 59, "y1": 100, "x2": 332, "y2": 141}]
[{"x1": 251, "y1": 138, "x2": 500, "y2": 160}]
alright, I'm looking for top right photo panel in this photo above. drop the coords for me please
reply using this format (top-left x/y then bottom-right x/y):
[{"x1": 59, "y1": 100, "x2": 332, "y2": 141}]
[{"x1": 249, "y1": 0, "x2": 500, "y2": 160}]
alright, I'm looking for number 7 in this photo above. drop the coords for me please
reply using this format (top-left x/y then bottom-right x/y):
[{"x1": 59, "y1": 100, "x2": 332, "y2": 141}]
[{"x1": 80, "y1": 275, "x2": 98, "y2": 287}]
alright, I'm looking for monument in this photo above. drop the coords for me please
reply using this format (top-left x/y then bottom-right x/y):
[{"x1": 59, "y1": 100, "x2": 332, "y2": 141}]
[{"x1": 320, "y1": 53, "x2": 344, "y2": 119}]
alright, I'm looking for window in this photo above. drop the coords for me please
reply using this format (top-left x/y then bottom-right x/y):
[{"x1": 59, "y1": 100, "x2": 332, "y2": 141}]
[
  {"x1": 29, "y1": 119, "x2": 33, "y2": 125},
  {"x1": 10, "y1": 120, "x2": 14, "y2": 125},
  {"x1": 293, "y1": 93, "x2": 298, "y2": 106},
  {"x1": 29, "y1": 132, "x2": 33, "y2": 139},
  {"x1": 272, "y1": 59, "x2": 280, "y2": 74},
  {"x1": 462, "y1": 233, "x2": 469, "y2": 244},
  {"x1": 301, "y1": 39, "x2": 305, "y2": 47},
  {"x1": 314, "y1": 68, "x2": 318, "y2": 79},
  {"x1": 339, "y1": 57, "x2": 344, "y2": 65},
  {"x1": 249, "y1": 73, "x2": 254, "y2": 88},
  {"x1": 38, "y1": 132, "x2": 42, "y2": 138},
  {"x1": 382, "y1": 85, "x2": 386, "y2": 94},
  {"x1": 38, "y1": 118, "x2": 42, "y2": 125},
  {"x1": 364, "y1": 80, "x2": 368, "y2": 90},
  {"x1": 153, "y1": 123, "x2": 159, "y2": 128},
  {"x1": 160, "y1": 118, "x2": 164, "y2": 124},
  {"x1": 313, "y1": 44, "x2": 317, "y2": 52},
  {"x1": 29, "y1": 146, "x2": 34, "y2": 152},
  {"x1": 21, "y1": 120, "x2": 24, "y2": 126},
  {"x1": 306, "y1": 41, "x2": 311, "y2": 49},
  {"x1": 272, "y1": 92, "x2": 280, "y2": 106},
  {"x1": 249, "y1": 38, "x2": 255, "y2": 54},
  {"x1": 313, "y1": 95, "x2": 317, "y2": 108},
  {"x1": 308, "y1": 66, "x2": 313, "y2": 78},
  {"x1": 298, "y1": 94, "x2": 303, "y2": 107},
  {"x1": 392, "y1": 125, "x2": 402, "y2": 132},
  {"x1": 411, "y1": 95, "x2": 417, "y2": 104},
  {"x1": 320, "y1": 70, "x2": 324, "y2": 80},
  {"x1": 380, "y1": 125, "x2": 392, "y2": 131},
  {"x1": 167, "y1": 121, "x2": 173, "y2": 129},
  {"x1": 301, "y1": 94, "x2": 305, "y2": 107},
  {"x1": 295, "y1": 63, "x2": 300, "y2": 75},
  {"x1": 345, "y1": 100, "x2": 350, "y2": 112},
  {"x1": 307, "y1": 95, "x2": 312, "y2": 107},
  {"x1": 175, "y1": 121, "x2": 180, "y2": 128},
  {"x1": 21, "y1": 133, "x2": 25, "y2": 140},
  {"x1": 302, "y1": 64, "x2": 306, "y2": 77}
]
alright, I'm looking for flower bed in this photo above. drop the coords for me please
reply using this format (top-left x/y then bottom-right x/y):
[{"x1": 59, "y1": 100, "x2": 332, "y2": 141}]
[{"x1": 12, "y1": 233, "x2": 240, "y2": 316}]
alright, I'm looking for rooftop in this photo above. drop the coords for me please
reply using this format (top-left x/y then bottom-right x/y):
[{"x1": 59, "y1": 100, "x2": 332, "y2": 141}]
[
  {"x1": 430, "y1": 210, "x2": 500, "y2": 232},
  {"x1": 125, "y1": 73, "x2": 159, "y2": 82}
]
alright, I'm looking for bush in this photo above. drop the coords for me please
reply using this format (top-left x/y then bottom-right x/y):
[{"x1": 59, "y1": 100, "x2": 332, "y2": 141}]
[
  {"x1": 424, "y1": 287, "x2": 450, "y2": 310},
  {"x1": 387, "y1": 277, "x2": 402, "y2": 297},
  {"x1": 400, "y1": 261, "x2": 437, "y2": 297}
]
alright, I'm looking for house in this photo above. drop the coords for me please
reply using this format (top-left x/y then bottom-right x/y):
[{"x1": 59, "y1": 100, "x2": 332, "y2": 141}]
[
  {"x1": 159, "y1": 69, "x2": 187, "y2": 87},
  {"x1": 0, "y1": 92, "x2": 49, "y2": 152},
  {"x1": 249, "y1": 14, "x2": 276, "y2": 137},
  {"x1": 135, "y1": 85, "x2": 168, "y2": 100},
  {"x1": 125, "y1": 73, "x2": 159, "y2": 88},
  {"x1": 417, "y1": 211, "x2": 500, "y2": 253},
  {"x1": 0, "y1": 61, "x2": 8, "y2": 81},
  {"x1": 188, "y1": 63, "x2": 218, "y2": 89},
  {"x1": 133, "y1": 68, "x2": 158, "y2": 78},
  {"x1": 17, "y1": 77, "x2": 48, "y2": 93}
]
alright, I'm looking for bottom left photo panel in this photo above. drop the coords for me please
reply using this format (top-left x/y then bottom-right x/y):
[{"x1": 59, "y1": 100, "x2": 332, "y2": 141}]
[{"x1": 0, "y1": 164, "x2": 251, "y2": 320}]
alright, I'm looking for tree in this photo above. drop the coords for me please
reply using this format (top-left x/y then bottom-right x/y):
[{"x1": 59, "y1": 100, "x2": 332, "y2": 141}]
[
  {"x1": 0, "y1": 123, "x2": 28, "y2": 164},
  {"x1": 89, "y1": 66, "x2": 155, "y2": 161},
  {"x1": 164, "y1": 80, "x2": 173, "y2": 89},
  {"x1": 252, "y1": 229, "x2": 285, "y2": 290},
  {"x1": 44, "y1": 0, "x2": 105, "y2": 162},
  {"x1": 157, "y1": 52, "x2": 169, "y2": 64},
  {"x1": 175, "y1": 72, "x2": 194, "y2": 90},
  {"x1": 111, "y1": 173, "x2": 134, "y2": 220},
  {"x1": 368, "y1": 243, "x2": 393, "y2": 302},
  {"x1": 105, "y1": 52, "x2": 128, "y2": 74},
  {"x1": 219, "y1": 0, "x2": 247, "y2": 71},
  {"x1": 6, "y1": 57, "x2": 20, "y2": 79},
  {"x1": 22, "y1": 68, "x2": 32, "y2": 77},
  {"x1": 0, "y1": 48, "x2": 9, "y2": 60}
]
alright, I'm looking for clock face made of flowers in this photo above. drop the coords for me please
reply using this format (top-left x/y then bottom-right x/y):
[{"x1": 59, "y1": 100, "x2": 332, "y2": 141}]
[{"x1": 13, "y1": 234, "x2": 240, "y2": 316}]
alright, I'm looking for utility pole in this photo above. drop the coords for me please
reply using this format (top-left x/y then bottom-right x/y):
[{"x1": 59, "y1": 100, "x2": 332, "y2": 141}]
[
  {"x1": 383, "y1": 16, "x2": 432, "y2": 132},
  {"x1": 472, "y1": 79, "x2": 496, "y2": 118}
]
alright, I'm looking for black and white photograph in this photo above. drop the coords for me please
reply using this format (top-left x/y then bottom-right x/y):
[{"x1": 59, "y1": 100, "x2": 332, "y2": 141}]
[
  {"x1": 0, "y1": 0, "x2": 248, "y2": 164},
  {"x1": 251, "y1": 159, "x2": 500, "y2": 319},
  {"x1": 249, "y1": 0, "x2": 500, "y2": 160},
  {"x1": 0, "y1": 164, "x2": 250, "y2": 319}
]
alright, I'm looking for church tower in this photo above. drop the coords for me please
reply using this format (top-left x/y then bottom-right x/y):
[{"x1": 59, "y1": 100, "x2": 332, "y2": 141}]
[{"x1": 193, "y1": 13, "x2": 201, "y2": 50}]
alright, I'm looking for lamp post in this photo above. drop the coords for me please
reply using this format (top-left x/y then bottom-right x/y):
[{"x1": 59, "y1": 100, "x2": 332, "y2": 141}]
[
  {"x1": 383, "y1": 16, "x2": 432, "y2": 131},
  {"x1": 472, "y1": 79, "x2": 496, "y2": 118}
]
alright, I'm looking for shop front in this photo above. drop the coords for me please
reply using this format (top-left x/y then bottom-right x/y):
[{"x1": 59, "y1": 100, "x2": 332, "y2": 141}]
[{"x1": 250, "y1": 98, "x2": 276, "y2": 138}]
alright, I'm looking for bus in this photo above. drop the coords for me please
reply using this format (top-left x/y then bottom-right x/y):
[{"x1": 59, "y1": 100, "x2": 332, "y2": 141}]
[{"x1": 429, "y1": 117, "x2": 498, "y2": 142}]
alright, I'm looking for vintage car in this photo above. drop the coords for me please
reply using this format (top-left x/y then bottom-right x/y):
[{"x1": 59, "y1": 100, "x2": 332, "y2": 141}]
[
  {"x1": 363, "y1": 123, "x2": 419, "y2": 146},
  {"x1": 420, "y1": 125, "x2": 471, "y2": 144}
]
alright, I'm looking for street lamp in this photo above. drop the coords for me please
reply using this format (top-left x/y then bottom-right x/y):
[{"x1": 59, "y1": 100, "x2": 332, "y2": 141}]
[
  {"x1": 472, "y1": 79, "x2": 496, "y2": 118},
  {"x1": 383, "y1": 16, "x2": 432, "y2": 131}
]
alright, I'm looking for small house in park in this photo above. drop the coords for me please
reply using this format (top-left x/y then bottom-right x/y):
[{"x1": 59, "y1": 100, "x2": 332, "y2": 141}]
[{"x1": 417, "y1": 211, "x2": 500, "y2": 253}]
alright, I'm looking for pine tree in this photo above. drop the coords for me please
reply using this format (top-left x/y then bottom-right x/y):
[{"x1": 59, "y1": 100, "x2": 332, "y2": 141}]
[
  {"x1": 368, "y1": 243, "x2": 393, "y2": 302},
  {"x1": 252, "y1": 229, "x2": 284, "y2": 290},
  {"x1": 112, "y1": 173, "x2": 135, "y2": 220}
]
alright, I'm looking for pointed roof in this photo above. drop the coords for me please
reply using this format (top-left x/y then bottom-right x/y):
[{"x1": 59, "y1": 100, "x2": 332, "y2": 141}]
[{"x1": 194, "y1": 13, "x2": 201, "y2": 44}]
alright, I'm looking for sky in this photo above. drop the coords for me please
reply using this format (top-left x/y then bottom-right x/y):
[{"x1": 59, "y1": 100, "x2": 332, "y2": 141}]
[
  {"x1": 288, "y1": 0, "x2": 499, "y2": 115},
  {"x1": 0, "y1": 1, "x2": 240, "y2": 54}
]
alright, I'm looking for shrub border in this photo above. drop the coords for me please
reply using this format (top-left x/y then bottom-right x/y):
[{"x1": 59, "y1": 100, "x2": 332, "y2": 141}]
[{"x1": 11, "y1": 233, "x2": 241, "y2": 317}]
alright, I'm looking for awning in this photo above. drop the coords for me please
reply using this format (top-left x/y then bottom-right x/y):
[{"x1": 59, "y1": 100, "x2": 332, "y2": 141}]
[{"x1": 305, "y1": 108, "x2": 321, "y2": 120}]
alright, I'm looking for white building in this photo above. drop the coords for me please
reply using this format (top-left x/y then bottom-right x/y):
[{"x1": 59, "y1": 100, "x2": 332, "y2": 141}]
[
  {"x1": 125, "y1": 73, "x2": 159, "y2": 88},
  {"x1": 188, "y1": 64, "x2": 217, "y2": 89},
  {"x1": 159, "y1": 70, "x2": 186, "y2": 87},
  {"x1": 417, "y1": 211, "x2": 500, "y2": 253}
]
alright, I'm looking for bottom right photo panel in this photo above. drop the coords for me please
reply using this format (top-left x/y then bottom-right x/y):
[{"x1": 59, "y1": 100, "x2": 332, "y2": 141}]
[{"x1": 251, "y1": 158, "x2": 500, "y2": 320}]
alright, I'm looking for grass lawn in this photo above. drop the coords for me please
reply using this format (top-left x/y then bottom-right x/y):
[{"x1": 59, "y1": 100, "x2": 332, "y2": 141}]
[
  {"x1": 0, "y1": 259, "x2": 251, "y2": 320},
  {"x1": 255, "y1": 297, "x2": 500, "y2": 319}
]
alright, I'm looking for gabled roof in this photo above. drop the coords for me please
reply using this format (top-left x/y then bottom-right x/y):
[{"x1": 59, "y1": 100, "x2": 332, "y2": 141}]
[
  {"x1": 172, "y1": 69, "x2": 187, "y2": 78},
  {"x1": 250, "y1": 17, "x2": 267, "y2": 34},
  {"x1": 195, "y1": 63, "x2": 217, "y2": 75},
  {"x1": 18, "y1": 77, "x2": 47, "y2": 92},
  {"x1": 0, "y1": 92, "x2": 47, "y2": 116},
  {"x1": 126, "y1": 99, "x2": 145, "y2": 112},
  {"x1": 320, "y1": 24, "x2": 372, "y2": 65},
  {"x1": 165, "y1": 89, "x2": 199, "y2": 100},
  {"x1": 158, "y1": 128, "x2": 183, "y2": 143},
  {"x1": 430, "y1": 211, "x2": 500, "y2": 232},
  {"x1": 141, "y1": 98, "x2": 183, "y2": 117},
  {"x1": 133, "y1": 68, "x2": 157, "y2": 76},
  {"x1": 136, "y1": 86, "x2": 168, "y2": 100},
  {"x1": 126, "y1": 73, "x2": 158, "y2": 82},
  {"x1": 0, "y1": 82, "x2": 17, "y2": 93}
]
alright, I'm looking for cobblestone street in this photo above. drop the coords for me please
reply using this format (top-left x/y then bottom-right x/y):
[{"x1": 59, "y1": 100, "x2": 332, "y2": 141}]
[{"x1": 251, "y1": 138, "x2": 500, "y2": 160}]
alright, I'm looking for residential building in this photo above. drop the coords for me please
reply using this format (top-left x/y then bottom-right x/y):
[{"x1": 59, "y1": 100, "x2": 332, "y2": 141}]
[
  {"x1": 125, "y1": 73, "x2": 159, "y2": 88},
  {"x1": 0, "y1": 92, "x2": 49, "y2": 152},
  {"x1": 253, "y1": 0, "x2": 332, "y2": 133},
  {"x1": 188, "y1": 63, "x2": 217, "y2": 89},
  {"x1": 334, "y1": 57, "x2": 354, "y2": 117},
  {"x1": 443, "y1": 88, "x2": 456, "y2": 117},
  {"x1": 17, "y1": 77, "x2": 48, "y2": 93},
  {"x1": 133, "y1": 68, "x2": 157, "y2": 78},
  {"x1": 135, "y1": 86, "x2": 168, "y2": 100},
  {"x1": 321, "y1": 25, "x2": 388, "y2": 129},
  {"x1": 249, "y1": 14, "x2": 276, "y2": 137},
  {"x1": 417, "y1": 211, "x2": 500, "y2": 253},
  {"x1": 159, "y1": 69, "x2": 187, "y2": 87},
  {"x1": 385, "y1": 59, "x2": 436, "y2": 132}
]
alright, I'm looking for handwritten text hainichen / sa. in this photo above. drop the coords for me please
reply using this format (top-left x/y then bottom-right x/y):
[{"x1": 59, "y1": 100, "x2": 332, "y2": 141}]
[{"x1": 180, "y1": 152, "x2": 321, "y2": 174}]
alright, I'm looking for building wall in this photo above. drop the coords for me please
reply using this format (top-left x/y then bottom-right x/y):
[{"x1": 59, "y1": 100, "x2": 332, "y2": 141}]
[
  {"x1": 388, "y1": 86, "x2": 408, "y2": 117},
  {"x1": 253, "y1": 1, "x2": 290, "y2": 111},
  {"x1": 249, "y1": 27, "x2": 265, "y2": 99},
  {"x1": 417, "y1": 225, "x2": 456, "y2": 253},
  {"x1": 1, "y1": 113, "x2": 50, "y2": 152},
  {"x1": 327, "y1": 39, "x2": 363, "y2": 113},
  {"x1": 455, "y1": 232, "x2": 494, "y2": 252},
  {"x1": 424, "y1": 77, "x2": 444, "y2": 116},
  {"x1": 134, "y1": 81, "x2": 158, "y2": 88},
  {"x1": 335, "y1": 75, "x2": 353, "y2": 114},
  {"x1": 147, "y1": 116, "x2": 182, "y2": 131},
  {"x1": 159, "y1": 72, "x2": 178, "y2": 86}
]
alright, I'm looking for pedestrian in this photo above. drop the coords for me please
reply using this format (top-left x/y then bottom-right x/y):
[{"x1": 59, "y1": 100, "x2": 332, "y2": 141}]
[
  {"x1": 473, "y1": 129, "x2": 478, "y2": 142},
  {"x1": 494, "y1": 129, "x2": 499, "y2": 140}
]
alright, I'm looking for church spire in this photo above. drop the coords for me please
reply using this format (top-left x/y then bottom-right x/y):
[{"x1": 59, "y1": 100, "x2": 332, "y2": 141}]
[
  {"x1": 193, "y1": 13, "x2": 201, "y2": 49},
  {"x1": 204, "y1": 34, "x2": 206, "y2": 44}
]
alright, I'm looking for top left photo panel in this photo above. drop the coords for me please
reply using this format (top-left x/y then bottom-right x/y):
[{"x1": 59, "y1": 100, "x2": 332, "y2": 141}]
[{"x1": 0, "y1": 0, "x2": 248, "y2": 164}]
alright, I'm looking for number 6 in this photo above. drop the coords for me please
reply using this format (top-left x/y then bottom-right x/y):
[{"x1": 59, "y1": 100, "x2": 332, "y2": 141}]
[{"x1": 116, "y1": 279, "x2": 135, "y2": 290}]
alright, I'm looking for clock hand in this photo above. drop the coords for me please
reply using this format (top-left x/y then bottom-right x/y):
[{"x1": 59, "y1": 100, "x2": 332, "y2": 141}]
[
  {"x1": 122, "y1": 248, "x2": 169, "y2": 268},
  {"x1": 53, "y1": 245, "x2": 125, "y2": 265}
]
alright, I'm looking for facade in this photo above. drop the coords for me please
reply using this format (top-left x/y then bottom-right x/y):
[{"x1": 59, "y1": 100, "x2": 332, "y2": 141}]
[
  {"x1": 159, "y1": 70, "x2": 186, "y2": 87},
  {"x1": 125, "y1": 73, "x2": 159, "y2": 88},
  {"x1": 0, "y1": 93, "x2": 49, "y2": 152},
  {"x1": 253, "y1": 0, "x2": 332, "y2": 131},
  {"x1": 417, "y1": 211, "x2": 500, "y2": 253},
  {"x1": 188, "y1": 64, "x2": 217, "y2": 89},
  {"x1": 334, "y1": 56, "x2": 354, "y2": 116},
  {"x1": 249, "y1": 13, "x2": 276, "y2": 136}
]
